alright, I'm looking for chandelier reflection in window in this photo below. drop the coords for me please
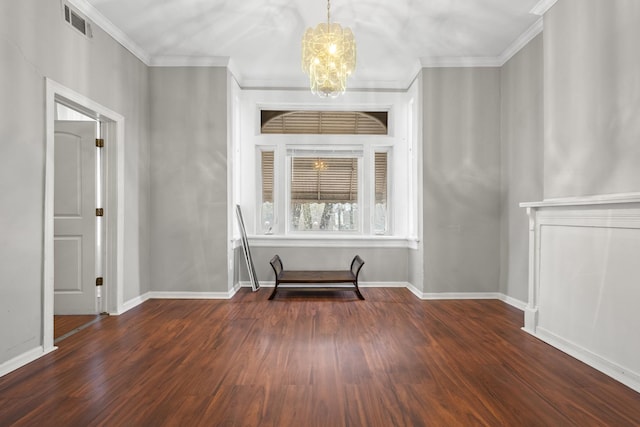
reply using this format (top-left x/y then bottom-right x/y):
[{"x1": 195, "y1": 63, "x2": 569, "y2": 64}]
[{"x1": 313, "y1": 159, "x2": 328, "y2": 171}]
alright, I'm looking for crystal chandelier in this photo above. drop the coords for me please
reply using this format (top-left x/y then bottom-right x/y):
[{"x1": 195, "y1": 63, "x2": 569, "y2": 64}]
[{"x1": 302, "y1": 0, "x2": 356, "y2": 98}]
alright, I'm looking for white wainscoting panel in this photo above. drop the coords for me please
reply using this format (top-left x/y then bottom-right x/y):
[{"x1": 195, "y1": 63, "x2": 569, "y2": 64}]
[{"x1": 521, "y1": 194, "x2": 640, "y2": 392}]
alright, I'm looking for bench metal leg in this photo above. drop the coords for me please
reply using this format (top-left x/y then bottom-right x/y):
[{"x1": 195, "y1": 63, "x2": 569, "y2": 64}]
[
  {"x1": 268, "y1": 281, "x2": 279, "y2": 300},
  {"x1": 354, "y1": 282, "x2": 365, "y2": 300}
]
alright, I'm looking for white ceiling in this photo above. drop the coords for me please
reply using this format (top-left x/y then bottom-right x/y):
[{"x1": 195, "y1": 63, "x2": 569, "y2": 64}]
[{"x1": 77, "y1": 0, "x2": 545, "y2": 89}]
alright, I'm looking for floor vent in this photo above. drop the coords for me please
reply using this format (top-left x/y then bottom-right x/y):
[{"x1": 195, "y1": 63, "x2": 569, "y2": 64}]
[{"x1": 63, "y1": 3, "x2": 92, "y2": 38}]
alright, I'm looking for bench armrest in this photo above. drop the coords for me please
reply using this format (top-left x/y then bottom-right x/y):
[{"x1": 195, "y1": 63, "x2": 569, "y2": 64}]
[
  {"x1": 270, "y1": 254, "x2": 284, "y2": 277},
  {"x1": 350, "y1": 255, "x2": 365, "y2": 279}
]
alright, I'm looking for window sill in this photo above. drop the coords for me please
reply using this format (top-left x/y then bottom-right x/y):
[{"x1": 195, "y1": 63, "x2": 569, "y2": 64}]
[{"x1": 245, "y1": 234, "x2": 419, "y2": 249}]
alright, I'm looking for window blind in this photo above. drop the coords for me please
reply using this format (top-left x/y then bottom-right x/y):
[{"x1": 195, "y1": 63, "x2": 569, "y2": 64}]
[
  {"x1": 261, "y1": 111, "x2": 388, "y2": 135},
  {"x1": 375, "y1": 152, "x2": 387, "y2": 204},
  {"x1": 261, "y1": 151, "x2": 274, "y2": 203},
  {"x1": 290, "y1": 157, "x2": 358, "y2": 203}
]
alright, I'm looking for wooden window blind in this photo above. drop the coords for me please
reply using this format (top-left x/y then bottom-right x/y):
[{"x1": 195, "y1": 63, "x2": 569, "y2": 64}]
[
  {"x1": 375, "y1": 152, "x2": 387, "y2": 204},
  {"x1": 261, "y1": 151, "x2": 274, "y2": 203},
  {"x1": 261, "y1": 111, "x2": 387, "y2": 135},
  {"x1": 290, "y1": 157, "x2": 358, "y2": 203}
]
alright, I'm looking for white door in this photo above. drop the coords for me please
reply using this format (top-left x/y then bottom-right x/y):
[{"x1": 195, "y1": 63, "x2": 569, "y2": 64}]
[{"x1": 54, "y1": 121, "x2": 98, "y2": 314}]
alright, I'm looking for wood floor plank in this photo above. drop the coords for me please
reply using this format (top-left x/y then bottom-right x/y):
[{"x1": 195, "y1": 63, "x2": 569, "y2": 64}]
[
  {"x1": 54, "y1": 315, "x2": 102, "y2": 340},
  {"x1": 1, "y1": 288, "x2": 639, "y2": 426}
]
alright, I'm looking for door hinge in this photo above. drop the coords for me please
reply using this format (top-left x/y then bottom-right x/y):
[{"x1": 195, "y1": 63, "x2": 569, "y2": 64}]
[
  {"x1": 96, "y1": 208, "x2": 104, "y2": 216},
  {"x1": 96, "y1": 138, "x2": 104, "y2": 147},
  {"x1": 96, "y1": 277, "x2": 103, "y2": 286}
]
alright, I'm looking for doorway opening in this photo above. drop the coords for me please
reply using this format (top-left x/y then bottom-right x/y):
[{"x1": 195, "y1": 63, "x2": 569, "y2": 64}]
[
  {"x1": 53, "y1": 103, "x2": 103, "y2": 341},
  {"x1": 54, "y1": 104, "x2": 101, "y2": 315},
  {"x1": 44, "y1": 78, "x2": 125, "y2": 354}
]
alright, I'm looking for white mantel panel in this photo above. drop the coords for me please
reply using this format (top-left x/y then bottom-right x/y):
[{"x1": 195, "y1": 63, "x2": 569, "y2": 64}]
[{"x1": 522, "y1": 197, "x2": 640, "y2": 392}]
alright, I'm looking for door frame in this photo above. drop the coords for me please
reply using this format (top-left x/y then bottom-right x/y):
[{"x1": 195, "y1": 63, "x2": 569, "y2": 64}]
[{"x1": 44, "y1": 78, "x2": 125, "y2": 352}]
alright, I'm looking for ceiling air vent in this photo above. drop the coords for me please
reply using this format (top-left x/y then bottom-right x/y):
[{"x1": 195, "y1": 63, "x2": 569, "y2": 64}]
[{"x1": 63, "y1": 3, "x2": 92, "y2": 38}]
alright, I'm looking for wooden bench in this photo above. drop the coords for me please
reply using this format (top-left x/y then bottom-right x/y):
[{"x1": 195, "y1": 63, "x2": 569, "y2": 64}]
[{"x1": 268, "y1": 255, "x2": 365, "y2": 300}]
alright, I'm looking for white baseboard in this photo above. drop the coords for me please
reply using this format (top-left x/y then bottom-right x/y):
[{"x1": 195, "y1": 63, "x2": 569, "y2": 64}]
[
  {"x1": 229, "y1": 282, "x2": 242, "y2": 297},
  {"x1": 0, "y1": 346, "x2": 57, "y2": 378},
  {"x1": 498, "y1": 294, "x2": 528, "y2": 311},
  {"x1": 407, "y1": 287, "x2": 527, "y2": 311},
  {"x1": 116, "y1": 292, "x2": 151, "y2": 315},
  {"x1": 406, "y1": 283, "x2": 424, "y2": 299},
  {"x1": 421, "y1": 291, "x2": 505, "y2": 300},
  {"x1": 148, "y1": 290, "x2": 238, "y2": 300},
  {"x1": 531, "y1": 327, "x2": 640, "y2": 394},
  {"x1": 115, "y1": 285, "x2": 242, "y2": 315},
  {"x1": 240, "y1": 280, "x2": 273, "y2": 288},
  {"x1": 362, "y1": 282, "x2": 409, "y2": 288}
]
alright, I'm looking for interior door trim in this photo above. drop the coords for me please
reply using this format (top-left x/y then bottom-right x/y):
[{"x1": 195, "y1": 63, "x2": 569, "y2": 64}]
[{"x1": 44, "y1": 78, "x2": 125, "y2": 353}]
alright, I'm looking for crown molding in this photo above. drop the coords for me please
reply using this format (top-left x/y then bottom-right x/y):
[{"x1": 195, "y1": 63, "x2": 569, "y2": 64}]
[
  {"x1": 422, "y1": 17, "x2": 543, "y2": 69},
  {"x1": 403, "y1": 60, "x2": 423, "y2": 89},
  {"x1": 150, "y1": 56, "x2": 230, "y2": 67},
  {"x1": 421, "y1": 56, "x2": 502, "y2": 68},
  {"x1": 499, "y1": 18, "x2": 543, "y2": 65},
  {"x1": 530, "y1": 0, "x2": 559, "y2": 16},
  {"x1": 65, "y1": 0, "x2": 150, "y2": 65},
  {"x1": 227, "y1": 58, "x2": 242, "y2": 83}
]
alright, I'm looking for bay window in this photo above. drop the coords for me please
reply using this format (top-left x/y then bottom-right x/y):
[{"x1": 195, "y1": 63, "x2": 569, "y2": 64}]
[{"x1": 237, "y1": 96, "x2": 416, "y2": 242}]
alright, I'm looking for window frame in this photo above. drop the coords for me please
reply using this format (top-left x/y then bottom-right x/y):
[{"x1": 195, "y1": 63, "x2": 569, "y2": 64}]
[
  {"x1": 285, "y1": 147, "x2": 364, "y2": 235},
  {"x1": 256, "y1": 146, "x2": 276, "y2": 235},
  {"x1": 233, "y1": 87, "x2": 420, "y2": 247},
  {"x1": 372, "y1": 146, "x2": 392, "y2": 235},
  {"x1": 258, "y1": 141, "x2": 393, "y2": 237}
]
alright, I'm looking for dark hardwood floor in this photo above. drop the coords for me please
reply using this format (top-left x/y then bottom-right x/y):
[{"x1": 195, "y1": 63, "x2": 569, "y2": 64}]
[
  {"x1": 54, "y1": 315, "x2": 103, "y2": 340},
  {"x1": 1, "y1": 288, "x2": 639, "y2": 426}
]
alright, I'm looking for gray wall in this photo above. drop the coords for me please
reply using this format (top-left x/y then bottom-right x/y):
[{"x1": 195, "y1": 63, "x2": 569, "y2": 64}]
[
  {"x1": 544, "y1": 0, "x2": 640, "y2": 198},
  {"x1": 422, "y1": 68, "x2": 502, "y2": 293},
  {"x1": 149, "y1": 67, "x2": 229, "y2": 293},
  {"x1": 499, "y1": 35, "x2": 544, "y2": 302},
  {"x1": 0, "y1": 0, "x2": 150, "y2": 363}
]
